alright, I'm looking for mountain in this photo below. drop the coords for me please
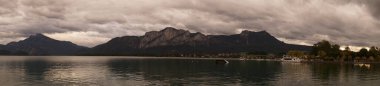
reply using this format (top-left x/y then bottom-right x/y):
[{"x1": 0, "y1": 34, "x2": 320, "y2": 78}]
[
  {"x1": 3, "y1": 34, "x2": 88, "y2": 55},
  {"x1": 91, "y1": 27, "x2": 311, "y2": 55},
  {"x1": 0, "y1": 27, "x2": 311, "y2": 56},
  {"x1": 0, "y1": 44, "x2": 10, "y2": 55},
  {"x1": 0, "y1": 44, "x2": 4, "y2": 49}
]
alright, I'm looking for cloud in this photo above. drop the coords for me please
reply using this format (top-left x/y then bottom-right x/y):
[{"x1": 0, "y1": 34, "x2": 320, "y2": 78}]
[
  {"x1": 362, "y1": 0, "x2": 380, "y2": 19},
  {"x1": 1, "y1": 0, "x2": 380, "y2": 48},
  {"x1": 45, "y1": 31, "x2": 110, "y2": 47}
]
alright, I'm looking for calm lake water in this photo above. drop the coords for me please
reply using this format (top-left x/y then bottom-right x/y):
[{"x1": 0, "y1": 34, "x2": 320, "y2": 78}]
[{"x1": 0, "y1": 56, "x2": 380, "y2": 86}]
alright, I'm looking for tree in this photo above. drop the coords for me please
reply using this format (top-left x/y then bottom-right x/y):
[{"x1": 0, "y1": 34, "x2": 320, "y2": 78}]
[
  {"x1": 318, "y1": 51, "x2": 327, "y2": 59},
  {"x1": 345, "y1": 47, "x2": 353, "y2": 61},
  {"x1": 330, "y1": 44, "x2": 341, "y2": 59},
  {"x1": 340, "y1": 46, "x2": 352, "y2": 62},
  {"x1": 311, "y1": 40, "x2": 332, "y2": 56},
  {"x1": 311, "y1": 40, "x2": 341, "y2": 60},
  {"x1": 287, "y1": 50, "x2": 305, "y2": 58},
  {"x1": 369, "y1": 46, "x2": 379, "y2": 57},
  {"x1": 344, "y1": 46, "x2": 351, "y2": 52},
  {"x1": 358, "y1": 48, "x2": 369, "y2": 58}
]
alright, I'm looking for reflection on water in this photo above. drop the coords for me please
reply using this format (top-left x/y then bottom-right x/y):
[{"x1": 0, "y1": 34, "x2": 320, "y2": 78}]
[
  {"x1": 0, "y1": 56, "x2": 380, "y2": 85},
  {"x1": 106, "y1": 58, "x2": 281, "y2": 85}
]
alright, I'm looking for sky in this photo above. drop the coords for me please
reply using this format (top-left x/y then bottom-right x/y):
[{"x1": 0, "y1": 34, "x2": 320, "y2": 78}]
[{"x1": 1, "y1": 0, "x2": 380, "y2": 50}]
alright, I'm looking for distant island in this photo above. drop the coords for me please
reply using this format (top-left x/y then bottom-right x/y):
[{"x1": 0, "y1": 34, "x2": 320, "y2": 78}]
[{"x1": 0, "y1": 27, "x2": 310, "y2": 56}]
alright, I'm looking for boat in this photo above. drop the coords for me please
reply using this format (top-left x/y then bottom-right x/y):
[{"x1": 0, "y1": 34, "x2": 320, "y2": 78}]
[
  {"x1": 215, "y1": 59, "x2": 229, "y2": 64},
  {"x1": 281, "y1": 55, "x2": 302, "y2": 62},
  {"x1": 355, "y1": 63, "x2": 371, "y2": 69}
]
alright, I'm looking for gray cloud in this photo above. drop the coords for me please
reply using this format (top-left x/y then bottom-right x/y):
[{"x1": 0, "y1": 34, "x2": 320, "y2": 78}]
[
  {"x1": 362, "y1": 0, "x2": 380, "y2": 19},
  {"x1": 0, "y1": 0, "x2": 380, "y2": 48}
]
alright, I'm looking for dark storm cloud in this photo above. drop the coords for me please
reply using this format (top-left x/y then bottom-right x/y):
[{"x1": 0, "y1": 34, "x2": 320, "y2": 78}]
[
  {"x1": 1, "y1": 0, "x2": 380, "y2": 48},
  {"x1": 362, "y1": 0, "x2": 380, "y2": 19}
]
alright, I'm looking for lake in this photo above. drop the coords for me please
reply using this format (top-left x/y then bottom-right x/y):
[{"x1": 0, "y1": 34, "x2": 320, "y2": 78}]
[{"x1": 0, "y1": 56, "x2": 379, "y2": 86}]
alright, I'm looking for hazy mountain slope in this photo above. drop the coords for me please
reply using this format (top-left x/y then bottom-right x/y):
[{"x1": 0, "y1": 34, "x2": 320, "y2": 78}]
[{"x1": 4, "y1": 34, "x2": 88, "y2": 55}]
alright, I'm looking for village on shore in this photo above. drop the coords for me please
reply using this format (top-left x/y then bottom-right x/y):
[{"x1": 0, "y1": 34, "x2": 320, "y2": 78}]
[{"x1": 181, "y1": 40, "x2": 380, "y2": 63}]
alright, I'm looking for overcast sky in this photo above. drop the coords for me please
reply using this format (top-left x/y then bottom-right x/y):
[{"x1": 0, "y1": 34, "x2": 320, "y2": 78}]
[{"x1": 1, "y1": 0, "x2": 380, "y2": 49}]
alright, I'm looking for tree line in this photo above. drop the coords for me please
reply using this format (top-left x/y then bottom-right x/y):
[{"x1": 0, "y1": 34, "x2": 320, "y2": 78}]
[{"x1": 289, "y1": 40, "x2": 380, "y2": 62}]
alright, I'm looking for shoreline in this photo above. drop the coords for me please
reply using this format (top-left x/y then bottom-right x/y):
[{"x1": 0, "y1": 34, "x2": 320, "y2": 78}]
[{"x1": 2, "y1": 55, "x2": 380, "y2": 64}]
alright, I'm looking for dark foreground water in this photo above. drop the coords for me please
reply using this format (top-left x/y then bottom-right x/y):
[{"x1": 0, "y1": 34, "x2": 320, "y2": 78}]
[{"x1": 0, "y1": 56, "x2": 380, "y2": 86}]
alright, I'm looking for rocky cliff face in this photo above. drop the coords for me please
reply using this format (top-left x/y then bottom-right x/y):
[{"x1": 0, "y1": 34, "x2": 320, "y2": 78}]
[
  {"x1": 139, "y1": 27, "x2": 207, "y2": 48},
  {"x1": 4, "y1": 34, "x2": 88, "y2": 55},
  {"x1": 92, "y1": 27, "x2": 311, "y2": 55}
]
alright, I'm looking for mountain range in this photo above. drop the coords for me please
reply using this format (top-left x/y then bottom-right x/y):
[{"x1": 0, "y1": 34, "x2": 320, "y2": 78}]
[
  {"x1": 0, "y1": 27, "x2": 311, "y2": 56},
  {"x1": 0, "y1": 34, "x2": 88, "y2": 55}
]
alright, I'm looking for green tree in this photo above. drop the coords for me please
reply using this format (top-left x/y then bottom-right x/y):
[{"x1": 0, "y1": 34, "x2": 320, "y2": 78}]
[
  {"x1": 318, "y1": 51, "x2": 327, "y2": 59},
  {"x1": 311, "y1": 40, "x2": 341, "y2": 60},
  {"x1": 330, "y1": 44, "x2": 341, "y2": 59},
  {"x1": 312, "y1": 40, "x2": 332, "y2": 56},
  {"x1": 358, "y1": 48, "x2": 369, "y2": 58},
  {"x1": 344, "y1": 47, "x2": 350, "y2": 51},
  {"x1": 369, "y1": 46, "x2": 379, "y2": 57},
  {"x1": 346, "y1": 47, "x2": 354, "y2": 61},
  {"x1": 340, "y1": 46, "x2": 352, "y2": 62},
  {"x1": 287, "y1": 50, "x2": 306, "y2": 59}
]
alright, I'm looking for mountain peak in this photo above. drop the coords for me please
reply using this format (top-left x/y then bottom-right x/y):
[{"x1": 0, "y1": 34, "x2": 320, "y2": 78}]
[
  {"x1": 4, "y1": 33, "x2": 88, "y2": 55},
  {"x1": 28, "y1": 33, "x2": 51, "y2": 40},
  {"x1": 35, "y1": 33, "x2": 44, "y2": 36},
  {"x1": 160, "y1": 27, "x2": 187, "y2": 33},
  {"x1": 241, "y1": 30, "x2": 254, "y2": 34},
  {"x1": 240, "y1": 30, "x2": 271, "y2": 36},
  {"x1": 162, "y1": 27, "x2": 178, "y2": 31},
  {"x1": 257, "y1": 30, "x2": 269, "y2": 34}
]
